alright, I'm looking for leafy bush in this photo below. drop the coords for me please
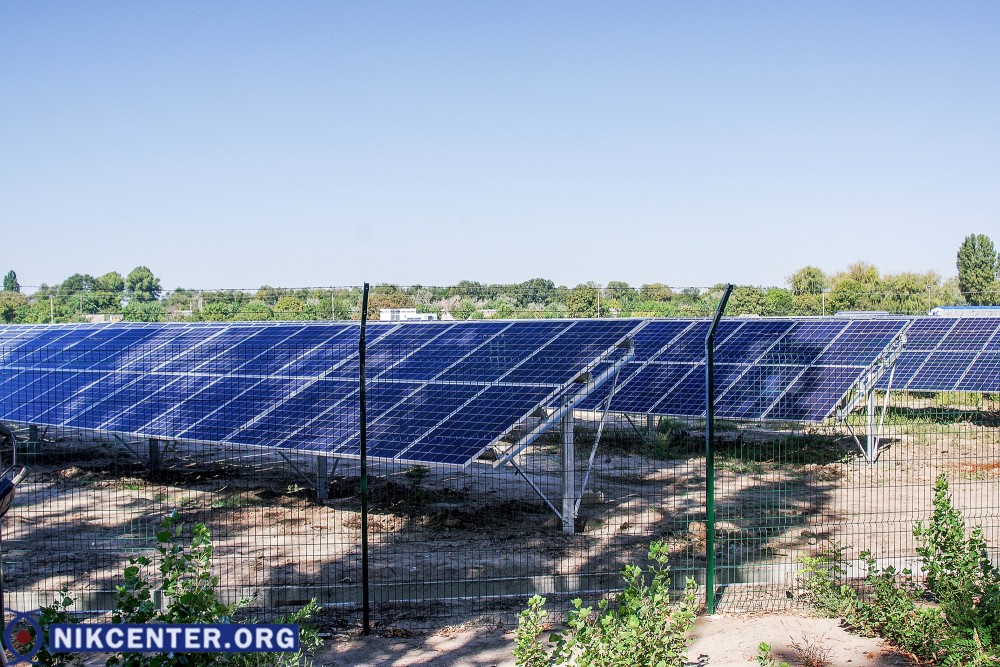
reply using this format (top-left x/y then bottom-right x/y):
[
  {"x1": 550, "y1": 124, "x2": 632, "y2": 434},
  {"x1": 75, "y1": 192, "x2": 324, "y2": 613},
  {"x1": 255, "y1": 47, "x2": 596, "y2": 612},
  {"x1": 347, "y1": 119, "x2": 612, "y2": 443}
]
[
  {"x1": 798, "y1": 474, "x2": 1000, "y2": 665},
  {"x1": 37, "y1": 514, "x2": 322, "y2": 667},
  {"x1": 514, "y1": 540, "x2": 697, "y2": 667}
]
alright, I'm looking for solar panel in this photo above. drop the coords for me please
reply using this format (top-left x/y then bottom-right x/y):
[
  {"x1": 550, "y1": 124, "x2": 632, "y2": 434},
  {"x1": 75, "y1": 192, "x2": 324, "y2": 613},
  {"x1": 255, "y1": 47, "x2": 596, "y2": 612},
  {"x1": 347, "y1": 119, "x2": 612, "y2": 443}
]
[
  {"x1": 874, "y1": 317, "x2": 1000, "y2": 392},
  {"x1": 0, "y1": 319, "x2": 642, "y2": 467},
  {"x1": 579, "y1": 317, "x2": 909, "y2": 422}
]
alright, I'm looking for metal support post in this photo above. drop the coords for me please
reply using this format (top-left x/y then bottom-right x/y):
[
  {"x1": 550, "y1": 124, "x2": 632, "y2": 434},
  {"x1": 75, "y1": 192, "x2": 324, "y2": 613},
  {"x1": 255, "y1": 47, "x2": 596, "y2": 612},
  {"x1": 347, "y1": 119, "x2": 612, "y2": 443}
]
[
  {"x1": 561, "y1": 403, "x2": 576, "y2": 534},
  {"x1": 359, "y1": 282, "x2": 371, "y2": 636},
  {"x1": 316, "y1": 456, "x2": 329, "y2": 500},
  {"x1": 705, "y1": 284, "x2": 733, "y2": 615},
  {"x1": 28, "y1": 425, "x2": 38, "y2": 445},
  {"x1": 148, "y1": 439, "x2": 161, "y2": 472},
  {"x1": 645, "y1": 414, "x2": 655, "y2": 433},
  {"x1": 866, "y1": 391, "x2": 876, "y2": 463}
]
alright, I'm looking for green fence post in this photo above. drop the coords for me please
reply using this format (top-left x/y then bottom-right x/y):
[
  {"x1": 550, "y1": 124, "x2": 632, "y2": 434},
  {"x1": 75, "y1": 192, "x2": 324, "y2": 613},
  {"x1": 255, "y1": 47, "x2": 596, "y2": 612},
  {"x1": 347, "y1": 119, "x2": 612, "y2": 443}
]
[
  {"x1": 359, "y1": 283, "x2": 371, "y2": 635},
  {"x1": 705, "y1": 284, "x2": 732, "y2": 614}
]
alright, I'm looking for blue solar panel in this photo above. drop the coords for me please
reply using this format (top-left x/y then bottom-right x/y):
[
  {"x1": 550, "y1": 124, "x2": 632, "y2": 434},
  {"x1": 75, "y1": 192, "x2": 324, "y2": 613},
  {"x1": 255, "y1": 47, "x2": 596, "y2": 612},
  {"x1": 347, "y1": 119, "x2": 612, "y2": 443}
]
[
  {"x1": 878, "y1": 317, "x2": 1000, "y2": 392},
  {"x1": 716, "y1": 321, "x2": 795, "y2": 363},
  {"x1": 957, "y1": 352, "x2": 1000, "y2": 391},
  {"x1": 578, "y1": 317, "x2": 907, "y2": 422},
  {"x1": 717, "y1": 364, "x2": 808, "y2": 420},
  {"x1": 764, "y1": 365, "x2": 860, "y2": 421},
  {"x1": 0, "y1": 319, "x2": 641, "y2": 467}
]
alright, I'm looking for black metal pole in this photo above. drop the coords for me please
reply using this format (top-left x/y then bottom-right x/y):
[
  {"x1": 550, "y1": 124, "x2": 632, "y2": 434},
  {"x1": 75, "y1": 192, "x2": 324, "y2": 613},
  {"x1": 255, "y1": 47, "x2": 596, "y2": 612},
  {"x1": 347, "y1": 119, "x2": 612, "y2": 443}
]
[
  {"x1": 705, "y1": 283, "x2": 732, "y2": 614},
  {"x1": 359, "y1": 283, "x2": 371, "y2": 636}
]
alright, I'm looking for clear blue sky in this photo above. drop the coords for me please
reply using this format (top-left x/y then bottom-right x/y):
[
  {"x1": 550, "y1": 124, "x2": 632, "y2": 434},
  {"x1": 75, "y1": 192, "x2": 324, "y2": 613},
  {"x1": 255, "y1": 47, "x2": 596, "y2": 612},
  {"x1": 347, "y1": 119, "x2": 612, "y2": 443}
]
[{"x1": 2, "y1": 1, "x2": 998, "y2": 291}]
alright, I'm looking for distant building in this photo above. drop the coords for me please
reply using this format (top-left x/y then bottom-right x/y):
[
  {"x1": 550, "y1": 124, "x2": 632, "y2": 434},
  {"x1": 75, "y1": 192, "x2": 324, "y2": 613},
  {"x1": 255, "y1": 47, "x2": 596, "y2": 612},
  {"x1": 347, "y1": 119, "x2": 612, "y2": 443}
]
[
  {"x1": 86, "y1": 313, "x2": 124, "y2": 323},
  {"x1": 930, "y1": 306, "x2": 1000, "y2": 317},
  {"x1": 379, "y1": 307, "x2": 437, "y2": 322},
  {"x1": 834, "y1": 311, "x2": 894, "y2": 318}
]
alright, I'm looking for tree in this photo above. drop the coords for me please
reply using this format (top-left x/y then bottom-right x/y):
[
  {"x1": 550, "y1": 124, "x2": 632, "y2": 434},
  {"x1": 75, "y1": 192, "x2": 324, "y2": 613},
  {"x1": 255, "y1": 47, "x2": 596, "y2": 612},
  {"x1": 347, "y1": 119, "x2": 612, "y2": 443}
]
[
  {"x1": 639, "y1": 283, "x2": 673, "y2": 303},
  {"x1": 93, "y1": 271, "x2": 125, "y2": 312},
  {"x1": 3, "y1": 270, "x2": 19, "y2": 293},
  {"x1": 122, "y1": 300, "x2": 164, "y2": 322},
  {"x1": 727, "y1": 286, "x2": 767, "y2": 315},
  {"x1": 0, "y1": 291, "x2": 27, "y2": 322},
  {"x1": 787, "y1": 266, "x2": 826, "y2": 295},
  {"x1": 567, "y1": 283, "x2": 599, "y2": 317},
  {"x1": 453, "y1": 298, "x2": 477, "y2": 320},
  {"x1": 956, "y1": 234, "x2": 1000, "y2": 305},
  {"x1": 233, "y1": 301, "x2": 272, "y2": 321},
  {"x1": 763, "y1": 288, "x2": 794, "y2": 316},
  {"x1": 828, "y1": 278, "x2": 872, "y2": 313},
  {"x1": 125, "y1": 266, "x2": 162, "y2": 302},
  {"x1": 200, "y1": 301, "x2": 236, "y2": 321},
  {"x1": 59, "y1": 273, "x2": 97, "y2": 295},
  {"x1": 844, "y1": 261, "x2": 880, "y2": 287},
  {"x1": 517, "y1": 278, "x2": 557, "y2": 307},
  {"x1": 273, "y1": 296, "x2": 305, "y2": 319}
]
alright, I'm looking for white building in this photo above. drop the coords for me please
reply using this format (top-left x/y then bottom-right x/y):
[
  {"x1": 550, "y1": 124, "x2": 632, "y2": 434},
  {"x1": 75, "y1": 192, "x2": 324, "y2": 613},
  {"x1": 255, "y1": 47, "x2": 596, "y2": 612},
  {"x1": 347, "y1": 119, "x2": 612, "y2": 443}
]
[
  {"x1": 930, "y1": 306, "x2": 1000, "y2": 317},
  {"x1": 379, "y1": 307, "x2": 437, "y2": 322}
]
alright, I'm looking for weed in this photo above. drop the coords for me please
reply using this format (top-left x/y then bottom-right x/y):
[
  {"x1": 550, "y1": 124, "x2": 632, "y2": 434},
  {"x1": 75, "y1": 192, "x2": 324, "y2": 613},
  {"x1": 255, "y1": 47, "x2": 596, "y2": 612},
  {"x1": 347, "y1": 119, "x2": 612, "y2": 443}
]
[
  {"x1": 755, "y1": 643, "x2": 792, "y2": 667},
  {"x1": 118, "y1": 478, "x2": 145, "y2": 491},
  {"x1": 210, "y1": 494, "x2": 265, "y2": 509},
  {"x1": 791, "y1": 637, "x2": 832, "y2": 667},
  {"x1": 798, "y1": 475, "x2": 1000, "y2": 665},
  {"x1": 514, "y1": 540, "x2": 697, "y2": 667},
  {"x1": 403, "y1": 464, "x2": 430, "y2": 486}
]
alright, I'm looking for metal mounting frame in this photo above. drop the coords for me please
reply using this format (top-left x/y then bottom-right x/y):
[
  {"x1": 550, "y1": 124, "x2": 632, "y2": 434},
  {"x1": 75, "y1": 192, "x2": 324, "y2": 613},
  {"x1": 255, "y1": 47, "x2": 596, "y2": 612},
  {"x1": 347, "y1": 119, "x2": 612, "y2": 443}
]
[
  {"x1": 835, "y1": 331, "x2": 907, "y2": 462},
  {"x1": 492, "y1": 338, "x2": 633, "y2": 533}
]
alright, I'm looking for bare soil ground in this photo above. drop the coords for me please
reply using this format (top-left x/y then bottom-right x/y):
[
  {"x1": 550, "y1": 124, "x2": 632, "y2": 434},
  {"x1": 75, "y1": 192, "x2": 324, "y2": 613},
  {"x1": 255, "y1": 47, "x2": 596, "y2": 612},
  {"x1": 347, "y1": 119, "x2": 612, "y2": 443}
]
[{"x1": 316, "y1": 612, "x2": 917, "y2": 666}]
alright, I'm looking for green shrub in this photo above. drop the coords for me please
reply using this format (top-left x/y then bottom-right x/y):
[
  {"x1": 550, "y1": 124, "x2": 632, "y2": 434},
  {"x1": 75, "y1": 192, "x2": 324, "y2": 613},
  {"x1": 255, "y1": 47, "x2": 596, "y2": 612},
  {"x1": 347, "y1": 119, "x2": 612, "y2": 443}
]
[
  {"x1": 798, "y1": 475, "x2": 1000, "y2": 665},
  {"x1": 514, "y1": 540, "x2": 697, "y2": 667},
  {"x1": 37, "y1": 514, "x2": 322, "y2": 667}
]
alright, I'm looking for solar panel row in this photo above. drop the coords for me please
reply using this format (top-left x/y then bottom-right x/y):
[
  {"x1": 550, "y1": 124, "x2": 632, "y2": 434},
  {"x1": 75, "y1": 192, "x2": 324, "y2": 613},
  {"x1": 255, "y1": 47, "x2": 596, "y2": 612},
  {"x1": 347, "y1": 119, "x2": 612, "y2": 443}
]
[
  {"x1": 8, "y1": 314, "x2": 987, "y2": 467},
  {"x1": 579, "y1": 318, "x2": 909, "y2": 422},
  {"x1": 0, "y1": 320, "x2": 641, "y2": 466},
  {"x1": 877, "y1": 317, "x2": 1000, "y2": 392}
]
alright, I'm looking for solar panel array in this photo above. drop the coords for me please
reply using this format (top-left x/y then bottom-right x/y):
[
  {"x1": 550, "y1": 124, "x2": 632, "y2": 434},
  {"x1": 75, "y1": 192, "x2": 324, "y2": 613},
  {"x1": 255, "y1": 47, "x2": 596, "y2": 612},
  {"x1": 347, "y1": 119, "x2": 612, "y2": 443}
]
[
  {"x1": 0, "y1": 320, "x2": 641, "y2": 466},
  {"x1": 877, "y1": 317, "x2": 1000, "y2": 392},
  {"x1": 0, "y1": 314, "x2": 933, "y2": 467},
  {"x1": 579, "y1": 318, "x2": 909, "y2": 421}
]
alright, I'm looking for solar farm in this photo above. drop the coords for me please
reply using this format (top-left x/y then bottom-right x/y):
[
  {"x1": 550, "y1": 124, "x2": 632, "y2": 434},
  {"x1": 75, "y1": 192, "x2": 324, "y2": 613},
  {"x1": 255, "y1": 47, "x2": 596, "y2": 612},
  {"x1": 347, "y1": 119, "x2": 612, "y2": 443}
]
[{"x1": 1, "y1": 309, "x2": 998, "y2": 626}]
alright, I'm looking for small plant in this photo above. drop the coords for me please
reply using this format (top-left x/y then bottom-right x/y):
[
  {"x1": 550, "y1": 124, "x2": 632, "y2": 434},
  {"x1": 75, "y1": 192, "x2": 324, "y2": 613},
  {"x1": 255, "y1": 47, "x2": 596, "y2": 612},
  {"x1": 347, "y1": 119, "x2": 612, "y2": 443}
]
[
  {"x1": 797, "y1": 543, "x2": 849, "y2": 616},
  {"x1": 791, "y1": 637, "x2": 832, "y2": 667},
  {"x1": 32, "y1": 587, "x2": 78, "y2": 667},
  {"x1": 514, "y1": 540, "x2": 697, "y2": 667},
  {"x1": 513, "y1": 596, "x2": 550, "y2": 667},
  {"x1": 756, "y1": 643, "x2": 792, "y2": 667},
  {"x1": 403, "y1": 464, "x2": 430, "y2": 486},
  {"x1": 38, "y1": 514, "x2": 322, "y2": 667}
]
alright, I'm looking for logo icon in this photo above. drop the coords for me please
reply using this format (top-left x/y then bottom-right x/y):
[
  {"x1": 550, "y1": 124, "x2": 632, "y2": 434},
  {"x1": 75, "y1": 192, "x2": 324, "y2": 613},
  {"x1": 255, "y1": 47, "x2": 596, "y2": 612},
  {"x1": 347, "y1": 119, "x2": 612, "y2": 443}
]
[{"x1": 4, "y1": 609, "x2": 43, "y2": 664}]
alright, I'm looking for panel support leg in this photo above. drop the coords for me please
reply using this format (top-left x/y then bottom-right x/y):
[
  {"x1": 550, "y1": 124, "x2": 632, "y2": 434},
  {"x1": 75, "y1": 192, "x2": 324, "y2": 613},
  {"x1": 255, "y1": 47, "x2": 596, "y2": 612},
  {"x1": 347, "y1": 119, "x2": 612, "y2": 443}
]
[
  {"x1": 316, "y1": 456, "x2": 329, "y2": 500},
  {"x1": 866, "y1": 391, "x2": 876, "y2": 463},
  {"x1": 148, "y1": 438, "x2": 161, "y2": 472},
  {"x1": 561, "y1": 406, "x2": 576, "y2": 534}
]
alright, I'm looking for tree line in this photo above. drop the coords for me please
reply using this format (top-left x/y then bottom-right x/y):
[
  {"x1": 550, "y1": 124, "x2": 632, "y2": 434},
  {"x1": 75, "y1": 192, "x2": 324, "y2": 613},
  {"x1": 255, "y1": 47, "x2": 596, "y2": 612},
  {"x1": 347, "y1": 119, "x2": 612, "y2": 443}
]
[{"x1": 2, "y1": 234, "x2": 998, "y2": 324}]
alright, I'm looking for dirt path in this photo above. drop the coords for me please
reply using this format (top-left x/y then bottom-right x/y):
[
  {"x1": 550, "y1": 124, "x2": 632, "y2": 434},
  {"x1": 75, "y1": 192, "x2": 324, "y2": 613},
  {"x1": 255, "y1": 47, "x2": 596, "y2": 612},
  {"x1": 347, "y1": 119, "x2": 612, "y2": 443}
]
[{"x1": 316, "y1": 613, "x2": 916, "y2": 667}]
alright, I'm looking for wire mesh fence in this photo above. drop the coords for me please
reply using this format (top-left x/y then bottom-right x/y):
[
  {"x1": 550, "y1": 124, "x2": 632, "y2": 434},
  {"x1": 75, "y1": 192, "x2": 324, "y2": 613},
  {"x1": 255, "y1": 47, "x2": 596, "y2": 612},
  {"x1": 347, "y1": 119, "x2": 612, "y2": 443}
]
[{"x1": 0, "y1": 283, "x2": 997, "y2": 635}]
